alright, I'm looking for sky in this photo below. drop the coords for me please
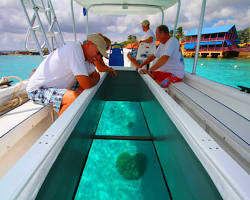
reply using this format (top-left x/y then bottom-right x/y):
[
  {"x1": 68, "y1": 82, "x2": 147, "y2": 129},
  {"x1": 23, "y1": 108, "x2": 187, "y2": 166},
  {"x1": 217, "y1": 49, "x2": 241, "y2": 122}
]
[{"x1": 0, "y1": 0, "x2": 249, "y2": 50}]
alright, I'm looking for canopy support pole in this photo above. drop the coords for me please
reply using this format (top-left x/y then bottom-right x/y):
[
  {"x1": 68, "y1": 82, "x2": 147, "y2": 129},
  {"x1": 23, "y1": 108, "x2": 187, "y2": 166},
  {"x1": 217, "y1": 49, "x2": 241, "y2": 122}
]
[
  {"x1": 161, "y1": 8, "x2": 164, "y2": 24},
  {"x1": 71, "y1": 0, "x2": 77, "y2": 41},
  {"x1": 30, "y1": 0, "x2": 53, "y2": 52},
  {"x1": 173, "y1": 0, "x2": 181, "y2": 37},
  {"x1": 192, "y1": 0, "x2": 206, "y2": 74},
  {"x1": 20, "y1": 0, "x2": 44, "y2": 57},
  {"x1": 86, "y1": 9, "x2": 89, "y2": 37}
]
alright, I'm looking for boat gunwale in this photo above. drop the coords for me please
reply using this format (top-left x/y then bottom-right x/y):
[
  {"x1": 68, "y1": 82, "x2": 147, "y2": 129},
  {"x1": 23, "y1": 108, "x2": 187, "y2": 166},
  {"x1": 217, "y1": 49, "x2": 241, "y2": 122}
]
[
  {"x1": 0, "y1": 72, "x2": 107, "y2": 200},
  {"x1": 140, "y1": 73, "x2": 250, "y2": 200},
  {"x1": 0, "y1": 68, "x2": 249, "y2": 200}
]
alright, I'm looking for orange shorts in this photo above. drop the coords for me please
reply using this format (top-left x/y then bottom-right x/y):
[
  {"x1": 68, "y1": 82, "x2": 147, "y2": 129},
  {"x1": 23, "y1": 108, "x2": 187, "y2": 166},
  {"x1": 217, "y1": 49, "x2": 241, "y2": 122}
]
[{"x1": 152, "y1": 71, "x2": 182, "y2": 88}]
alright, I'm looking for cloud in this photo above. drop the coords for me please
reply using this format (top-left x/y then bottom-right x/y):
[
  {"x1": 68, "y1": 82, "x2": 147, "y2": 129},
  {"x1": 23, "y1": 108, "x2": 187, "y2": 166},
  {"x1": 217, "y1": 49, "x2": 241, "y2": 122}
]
[
  {"x1": 106, "y1": 25, "x2": 127, "y2": 33},
  {"x1": 213, "y1": 8, "x2": 250, "y2": 30},
  {"x1": 117, "y1": 26, "x2": 127, "y2": 33},
  {"x1": 0, "y1": 0, "x2": 249, "y2": 50},
  {"x1": 107, "y1": 25, "x2": 116, "y2": 32},
  {"x1": 206, "y1": 7, "x2": 250, "y2": 30},
  {"x1": 0, "y1": 32, "x2": 26, "y2": 50},
  {"x1": 130, "y1": 28, "x2": 140, "y2": 35}
]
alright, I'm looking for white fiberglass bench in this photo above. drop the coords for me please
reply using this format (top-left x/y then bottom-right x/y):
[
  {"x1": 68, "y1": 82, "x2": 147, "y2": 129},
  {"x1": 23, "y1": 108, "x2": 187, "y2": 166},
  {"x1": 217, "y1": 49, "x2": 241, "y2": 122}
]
[
  {"x1": 169, "y1": 74, "x2": 250, "y2": 172},
  {"x1": 0, "y1": 101, "x2": 54, "y2": 178}
]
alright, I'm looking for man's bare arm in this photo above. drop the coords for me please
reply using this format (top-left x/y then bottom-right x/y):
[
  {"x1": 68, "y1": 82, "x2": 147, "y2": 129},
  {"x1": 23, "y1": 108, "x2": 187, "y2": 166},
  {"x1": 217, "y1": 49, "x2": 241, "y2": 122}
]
[
  {"x1": 94, "y1": 59, "x2": 111, "y2": 72},
  {"x1": 76, "y1": 71, "x2": 100, "y2": 89},
  {"x1": 138, "y1": 54, "x2": 156, "y2": 69},
  {"x1": 151, "y1": 55, "x2": 169, "y2": 71},
  {"x1": 140, "y1": 36, "x2": 153, "y2": 44},
  {"x1": 94, "y1": 59, "x2": 117, "y2": 77}
]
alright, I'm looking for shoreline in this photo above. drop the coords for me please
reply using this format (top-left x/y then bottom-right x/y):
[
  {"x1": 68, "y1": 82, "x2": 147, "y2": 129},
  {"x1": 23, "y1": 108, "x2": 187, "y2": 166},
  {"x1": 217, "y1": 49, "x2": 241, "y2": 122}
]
[
  {"x1": 0, "y1": 51, "x2": 40, "y2": 55},
  {"x1": 184, "y1": 57, "x2": 250, "y2": 60},
  {"x1": 1, "y1": 51, "x2": 250, "y2": 59}
]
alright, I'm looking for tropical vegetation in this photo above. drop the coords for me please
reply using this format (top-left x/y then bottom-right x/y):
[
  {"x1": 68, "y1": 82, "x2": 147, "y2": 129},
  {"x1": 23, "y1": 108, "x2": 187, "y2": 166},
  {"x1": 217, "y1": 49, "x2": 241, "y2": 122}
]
[{"x1": 238, "y1": 27, "x2": 250, "y2": 43}]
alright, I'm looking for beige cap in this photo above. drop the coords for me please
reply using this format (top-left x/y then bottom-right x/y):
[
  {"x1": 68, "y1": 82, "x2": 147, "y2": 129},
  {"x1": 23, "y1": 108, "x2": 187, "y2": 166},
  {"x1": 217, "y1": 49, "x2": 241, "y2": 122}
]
[
  {"x1": 87, "y1": 34, "x2": 109, "y2": 58},
  {"x1": 141, "y1": 19, "x2": 150, "y2": 27}
]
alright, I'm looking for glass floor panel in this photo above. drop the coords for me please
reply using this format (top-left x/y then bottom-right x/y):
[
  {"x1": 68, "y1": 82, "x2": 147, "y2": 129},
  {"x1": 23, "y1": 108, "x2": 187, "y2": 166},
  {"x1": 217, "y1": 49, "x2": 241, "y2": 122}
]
[
  {"x1": 95, "y1": 101, "x2": 150, "y2": 137},
  {"x1": 74, "y1": 140, "x2": 170, "y2": 200}
]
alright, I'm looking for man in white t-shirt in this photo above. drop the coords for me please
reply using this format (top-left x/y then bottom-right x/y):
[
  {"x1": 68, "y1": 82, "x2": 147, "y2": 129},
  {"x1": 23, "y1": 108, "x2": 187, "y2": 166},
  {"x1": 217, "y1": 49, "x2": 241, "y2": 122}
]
[
  {"x1": 127, "y1": 19, "x2": 155, "y2": 69},
  {"x1": 138, "y1": 25, "x2": 185, "y2": 88},
  {"x1": 27, "y1": 33, "x2": 116, "y2": 116}
]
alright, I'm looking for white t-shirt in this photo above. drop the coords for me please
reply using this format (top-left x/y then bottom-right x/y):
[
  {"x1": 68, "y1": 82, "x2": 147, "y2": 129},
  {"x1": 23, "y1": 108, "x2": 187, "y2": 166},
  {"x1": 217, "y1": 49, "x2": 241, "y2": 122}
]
[
  {"x1": 142, "y1": 28, "x2": 155, "y2": 48},
  {"x1": 155, "y1": 37, "x2": 185, "y2": 78},
  {"x1": 26, "y1": 42, "x2": 96, "y2": 92}
]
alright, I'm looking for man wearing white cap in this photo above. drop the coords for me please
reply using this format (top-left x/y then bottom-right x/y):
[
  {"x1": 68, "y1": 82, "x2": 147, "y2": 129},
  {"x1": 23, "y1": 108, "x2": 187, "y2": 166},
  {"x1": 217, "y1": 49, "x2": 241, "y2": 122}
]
[
  {"x1": 127, "y1": 19, "x2": 155, "y2": 69},
  {"x1": 27, "y1": 33, "x2": 115, "y2": 116},
  {"x1": 139, "y1": 19, "x2": 155, "y2": 47}
]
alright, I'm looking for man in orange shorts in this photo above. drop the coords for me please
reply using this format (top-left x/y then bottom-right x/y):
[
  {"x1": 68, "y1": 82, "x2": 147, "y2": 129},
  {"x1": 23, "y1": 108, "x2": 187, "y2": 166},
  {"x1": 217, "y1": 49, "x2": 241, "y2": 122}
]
[
  {"x1": 141, "y1": 70, "x2": 182, "y2": 88},
  {"x1": 137, "y1": 25, "x2": 185, "y2": 88}
]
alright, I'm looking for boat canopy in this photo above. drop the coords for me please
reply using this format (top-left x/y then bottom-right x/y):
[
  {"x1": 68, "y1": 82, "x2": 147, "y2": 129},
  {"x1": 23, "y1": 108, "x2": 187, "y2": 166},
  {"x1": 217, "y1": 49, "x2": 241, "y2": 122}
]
[{"x1": 74, "y1": 0, "x2": 178, "y2": 15}]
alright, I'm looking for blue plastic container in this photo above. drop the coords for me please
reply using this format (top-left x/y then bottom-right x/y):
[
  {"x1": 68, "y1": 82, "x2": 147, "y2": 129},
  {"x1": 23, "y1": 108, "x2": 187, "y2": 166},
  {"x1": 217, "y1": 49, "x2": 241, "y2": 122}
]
[{"x1": 109, "y1": 44, "x2": 124, "y2": 66}]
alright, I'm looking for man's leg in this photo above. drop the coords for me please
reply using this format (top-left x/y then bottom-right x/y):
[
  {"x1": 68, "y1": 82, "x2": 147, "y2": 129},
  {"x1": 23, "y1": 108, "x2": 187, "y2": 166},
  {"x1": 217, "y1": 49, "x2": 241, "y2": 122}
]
[
  {"x1": 160, "y1": 73, "x2": 182, "y2": 88},
  {"x1": 28, "y1": 87, "x2": 68, "y2": 116},
  {"x1": 58, "y1": 90, "x2": 81, "y2": 116}
]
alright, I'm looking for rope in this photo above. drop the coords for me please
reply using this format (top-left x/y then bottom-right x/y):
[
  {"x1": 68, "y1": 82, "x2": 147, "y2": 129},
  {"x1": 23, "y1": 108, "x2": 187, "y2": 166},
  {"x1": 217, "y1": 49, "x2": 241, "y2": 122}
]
[{"x1": 0, "y1": 76, "x2": 29, "y2": 115}]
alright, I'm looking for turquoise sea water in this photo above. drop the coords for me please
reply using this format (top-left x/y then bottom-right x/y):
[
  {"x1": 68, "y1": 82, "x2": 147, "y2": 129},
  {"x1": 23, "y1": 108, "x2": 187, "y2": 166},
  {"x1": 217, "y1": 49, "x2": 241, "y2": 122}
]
[
  {"x1": 75, "y1": 140, "x2": 169, "y2": 200},
  {"x1": 96, "y1": 101, "x2": 150, "y2": 136},
  {"x1": 0, "y1": 55, "x2": 42, "y2": 82},
  {"x1": 0, "y1": 55, "x2": 249, "y2": 88},
  {"x1": 75, "y1": 101, "x2": 170, "y2": 200},
  {"x1": 74, "y1": 100, "x2": 221, "y2": 200},
  {"x1": 184, "y1": 58, "x2": 250, "y2": 88}
]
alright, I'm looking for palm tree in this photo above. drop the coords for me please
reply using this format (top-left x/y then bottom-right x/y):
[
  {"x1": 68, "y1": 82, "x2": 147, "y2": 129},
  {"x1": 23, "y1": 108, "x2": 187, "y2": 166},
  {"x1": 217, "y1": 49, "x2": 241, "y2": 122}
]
[
  {"x1": 128, "y1": 35, "x2": 133, "y2": 41},
  {"x1": 131, "y1": 35, "x2": 137, "y2": 42},
  {"x1": 176, "y1": 26, "x2": 184, "y2": 40},
  {"x1": 170, "y1": 30, "x2": 174, "y2": 37}
]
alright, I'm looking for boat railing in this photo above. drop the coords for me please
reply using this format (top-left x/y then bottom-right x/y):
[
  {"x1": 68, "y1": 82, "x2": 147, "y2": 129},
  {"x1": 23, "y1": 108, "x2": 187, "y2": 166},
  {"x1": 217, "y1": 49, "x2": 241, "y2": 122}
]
[
  {"x1": 237, "y1": 47, "x2": 250, "y2": 52},
  {"x1": 185, "y1": 37, "x2": 229, "y2": 43},
  {"x1": 185, "y1": 46, "x2": 248, "y2": 52},
  {"x1": 184, "y1": 47, "x2": 234, "y2": 52},
  {"x1": 20, "y1": 0, "x2": 64, "y2": 57}
]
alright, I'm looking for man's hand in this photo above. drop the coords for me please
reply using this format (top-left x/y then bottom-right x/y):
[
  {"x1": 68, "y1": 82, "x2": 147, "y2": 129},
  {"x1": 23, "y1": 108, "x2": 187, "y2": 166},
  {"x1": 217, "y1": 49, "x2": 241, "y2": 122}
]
[
  {"x1": 139, "y1": 69, "x2": 155, "y2": 79},
  {"x1": 139, "y1": 69, "x2": 147, "y2": 74},
  {"x1": 77, "y1": 87, "x2": 84, "y2": 94},
  {"x1": 138, "y1": 63, "x2": 144, "y2": 70},
  {"x1": 137, "y1": 54, "x2": 156, "y2": 71},
  {"x1": 139, "y1": 69, "x2": 150, "y2": 75},
  {"x1": 108, "y1": 68, "x2": 117, "y2": 77}
]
